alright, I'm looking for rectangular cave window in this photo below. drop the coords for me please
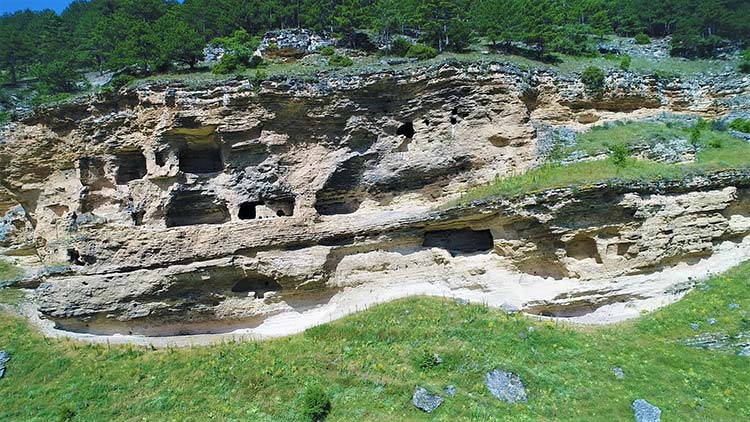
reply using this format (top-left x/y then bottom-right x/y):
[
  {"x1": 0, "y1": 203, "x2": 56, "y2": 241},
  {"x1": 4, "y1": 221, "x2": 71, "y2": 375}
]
[
  {"x1": 114, "y1": 151, "x2": 147, "y2": 184},
  {"x1": 179, "y1": 140, "x2": 223, "y2": 174},
  {"x1": 238, "y1": 201, "x2": 263, "y2": 220},
  {"x1": 239, "y1": 199, "x2": 295, "y2": 220},
  {"x1": 165, "y1": 192, "x2": 230, "y2": 227},
  {"x1": 423, "y1": 228, "x2": 494, "y2": 255}
]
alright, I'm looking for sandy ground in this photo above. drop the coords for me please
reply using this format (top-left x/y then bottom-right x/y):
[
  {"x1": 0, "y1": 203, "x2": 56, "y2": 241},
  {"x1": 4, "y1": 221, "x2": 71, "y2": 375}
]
[{"x1": 9, "y1": 238, "x2": 749, "y2": 348}]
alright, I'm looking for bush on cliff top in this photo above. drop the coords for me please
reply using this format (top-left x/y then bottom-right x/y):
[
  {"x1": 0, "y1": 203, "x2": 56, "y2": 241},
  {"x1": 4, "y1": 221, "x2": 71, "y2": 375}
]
[{"x1": 406, "y1": 43, "x2": 438, "y2": 60}]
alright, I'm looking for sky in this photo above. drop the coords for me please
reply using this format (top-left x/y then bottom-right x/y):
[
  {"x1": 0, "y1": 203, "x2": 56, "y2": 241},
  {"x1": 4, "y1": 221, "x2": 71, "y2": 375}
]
[
  {"x1": 1, "y1": 0, "x2": 75, "y2": 14},
  {"x1": 0, "y1": 0, "x2": 184, "y2": 15}
]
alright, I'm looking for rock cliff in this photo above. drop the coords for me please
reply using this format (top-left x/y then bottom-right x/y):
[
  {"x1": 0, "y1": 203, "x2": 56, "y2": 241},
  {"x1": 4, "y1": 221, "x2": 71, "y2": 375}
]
[{"x1": 2, "y1": 60, "x2": 750, "y2": 339}]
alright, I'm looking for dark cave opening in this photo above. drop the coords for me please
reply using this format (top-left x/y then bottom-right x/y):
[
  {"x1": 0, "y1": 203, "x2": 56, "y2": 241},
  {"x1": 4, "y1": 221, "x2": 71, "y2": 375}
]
[
  {"x1": 238, "y1": 201, "x2": 262, "y2": 220},
  {"x1": 179, "y1": 141, "x2": 223, "y2": 174},
  {"x1": 165, "y1": 192, "x2": 230, "y2": 227},
  {"x1": 114, "y1": 151, "x2": 148, "y2": 184},
  {"x1": 231, "y1": 275, "x2": 282, "y2": 299},
  {"x1": 423, "y1": 228, "x2": 494, "y2": 255},
  {"x1": 396, "y1": 122, "x2": 415, "y2": 139}
]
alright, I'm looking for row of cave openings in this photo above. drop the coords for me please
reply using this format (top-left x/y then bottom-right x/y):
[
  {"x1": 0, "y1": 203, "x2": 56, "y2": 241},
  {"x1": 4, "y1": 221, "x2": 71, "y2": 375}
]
[
  {"x1": 395, "y1": 108, "x2": 460, "y2": 140},
  {"x1": 165, "y1": 192, "x2": 296, "y2": 228},
  {"x1": 84, "y1": 138, "x2": 230, "y2": 189}
]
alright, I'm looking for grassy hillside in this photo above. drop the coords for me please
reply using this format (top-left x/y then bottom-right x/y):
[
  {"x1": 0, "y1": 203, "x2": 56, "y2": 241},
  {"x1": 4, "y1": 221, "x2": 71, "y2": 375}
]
[
  {"x1": 1, "y1": 263, "x2": 749, "y2": 421},
  {"x1": 453, "y1": 120, "x2": 750, "y2": 205}
]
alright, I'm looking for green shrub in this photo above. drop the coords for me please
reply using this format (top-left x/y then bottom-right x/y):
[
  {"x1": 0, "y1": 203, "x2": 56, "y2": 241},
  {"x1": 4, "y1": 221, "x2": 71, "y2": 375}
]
[
  {"x1": 301, "y1": 384, "x2": 331, "y2": 421},
  {"x1": 213, "y1": 53, "x2": 243, "y2": 74},
  {"x1": 620, "y1": 55, "x2": 632, "y2": 71},
  {"x1": 740, "y1": 50, "x2": 750, "y2": 74},
  {"x1": 708, "y1": 137, "x2": 723, "y2": 148},
  {"x1": 635, "y1": 33, "x2": 651, "y2": 45},
  {"x1": 729, "y1": 118, "x2": 750, "y2": 133},
  {"x1": 31, "y1": 60, "x2": 84, "y2": 94},
  {"x1": 406, "y1": 43, "x2": 438, "y2": 60},
  {"x1": 390, "y1": 37, "x2": 412, "y2": 57},
  {"x1": 581, "y1": 66, "x2": 606, "y2": 95},
  {"x1": 608, "y1": 143, "x2": 631, "y2": 168},
  {"x1": 0, "y1": 111, "x2": 10, "y2": 125},
  {"x1": 212, "y1": 51, "x2": 262, "y2": 75},
  {"x1": 414, "y1": 351, "x2": 442, "y2": 370},
  {"x1": 318, "y1": 46, "x2": 335, "y2": 56},
  {"x1": 328, "y1": 54, "x2": 354, "y2": 67}
]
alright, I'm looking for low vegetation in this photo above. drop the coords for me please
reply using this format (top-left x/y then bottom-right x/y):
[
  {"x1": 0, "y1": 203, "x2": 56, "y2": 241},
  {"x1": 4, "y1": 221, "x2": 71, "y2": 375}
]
[
  {"x1": 328, "y1": 55, "x2": 355, "y2": 68},
  {"x1": 454, "y1": 120, "x2": 750, "y2": 205},
  {"x1": 581, "y1": 66, "x2": 606, "y2": 95},
  {"x1": 1, "y1": 262, "x2": 750, "y2": 420},
  {"x1": 0, "y1": 261, "x2": 22, "y2": 283}
]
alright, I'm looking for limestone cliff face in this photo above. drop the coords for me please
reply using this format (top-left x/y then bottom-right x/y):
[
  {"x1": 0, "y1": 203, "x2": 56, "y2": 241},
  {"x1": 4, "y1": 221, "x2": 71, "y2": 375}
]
[{"x1": 1, "y1": 61, "x2": 749, "y2": 336}]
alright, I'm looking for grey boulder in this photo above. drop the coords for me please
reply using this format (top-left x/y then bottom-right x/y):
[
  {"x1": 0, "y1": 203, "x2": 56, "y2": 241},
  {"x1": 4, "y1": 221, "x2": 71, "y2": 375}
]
[
  {"x1": 485, "y1": 369, "x2": 528, "y2": 403},
  {"x1": 632, "y1": 399, "x2": 661, "y2": 422},
  {"x1": 412, "y1": 387, "x2": 444, "y2": 413}
]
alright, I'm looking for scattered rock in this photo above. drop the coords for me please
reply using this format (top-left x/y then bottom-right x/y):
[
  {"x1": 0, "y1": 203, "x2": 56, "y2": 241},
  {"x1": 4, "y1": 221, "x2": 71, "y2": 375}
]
[
  {"x1": 0, "y1": 350, "x2": 9, "y2": 379},
  {"x1": 485, "y1": 369, "x2": 528, "y2": 404},
  {"x1": 455, "y1": 298, "x2": 470, "y2": 306},
  {"x1": 739, "y1": 346, "x2": 750, "y2": 357},
  {"x1": 444, "y1": 385, "x2": 457, "y2": 397},
  {"x1": 632, "y1": 399, "x2": 661, "y2": 422},
  {"x1": 412, "y1": 387, "x2": 444, "y2": 412},
  {"x1": 690, "y1": 323, "x2": 700, "y2": 331},
  {"x1": 613, "y1": 367, "x2": 625, "y2": 380},
  {"x1": 707, "y1": 318, "x2": 717, "y2": 325},
  {"x1": 682, "y1": 331, "x2": 750, "y2": 355},
  {"x1": 729, "y1": 303, "x2": 740, "y2": 310}
]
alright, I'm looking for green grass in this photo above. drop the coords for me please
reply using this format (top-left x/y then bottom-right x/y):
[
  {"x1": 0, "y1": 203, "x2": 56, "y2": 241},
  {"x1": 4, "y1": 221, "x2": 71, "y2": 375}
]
[
  {"x1": 452, "y1": 121, "x2": 750, "y2": 205},
  {"x1": 569, "y1": 121, "x2": 738, "y2": 156},
  {"x1": 0, "y1": 261, "x2": 22, "y2": 283},
  {"x1": 1, "y1": 263, "x2": 750, "y2": 420}
]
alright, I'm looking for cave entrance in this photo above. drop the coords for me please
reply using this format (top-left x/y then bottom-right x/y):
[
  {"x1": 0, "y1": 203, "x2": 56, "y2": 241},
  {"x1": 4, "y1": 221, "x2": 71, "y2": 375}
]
[
  {"x1": 114, "y1": 151, "x2": 148, "y2": 184},
  {"x1": 165, "y1": 191, "x2": 230, "y2": 227},
  {"x1": 231, "y1": 275, "x2": 282, "y2": 299},
  {"x1": 239, "y1": 198, "x2": 295, "y2": 220},
  {"x1": 423, "y1": 228, "x2": 494, "y2": 255},
  {"x1": 238, "y1": 201, "x2": 262, "y2": 220},
  {"x1": 396, "y1": 122, "x2": 415, "y2": 139},
  {"x1": 179, "y1": 139, "x2": 223, "y2": 174}
]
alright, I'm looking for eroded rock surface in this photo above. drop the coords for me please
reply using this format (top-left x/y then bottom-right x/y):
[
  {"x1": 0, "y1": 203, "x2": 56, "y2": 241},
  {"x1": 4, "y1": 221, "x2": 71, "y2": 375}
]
[{"x1": 1, "y1": 61, "x2": 750, "y2": 338}]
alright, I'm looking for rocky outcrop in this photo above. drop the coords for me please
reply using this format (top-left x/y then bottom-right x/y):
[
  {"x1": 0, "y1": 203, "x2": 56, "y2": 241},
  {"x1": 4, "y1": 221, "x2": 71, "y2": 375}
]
[{"x1": 2, "y1": 60, "x2": 750, "y2": 338}]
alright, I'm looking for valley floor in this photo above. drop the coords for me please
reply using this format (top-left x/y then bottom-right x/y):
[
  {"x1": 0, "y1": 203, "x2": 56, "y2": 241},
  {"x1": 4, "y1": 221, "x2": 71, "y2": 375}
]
[{"x1": 1, "y1": 263, "x2": 750, "y2": 421}]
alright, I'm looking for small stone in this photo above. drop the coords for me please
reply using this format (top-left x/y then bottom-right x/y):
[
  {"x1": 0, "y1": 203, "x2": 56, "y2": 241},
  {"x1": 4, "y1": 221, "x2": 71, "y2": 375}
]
[
  {"x1": 518, "y1": 332, "x2": 528, "y2": 339},
  {"x1": 404, "y1": 310, "x2": 410, "y2": 315},
  {"x1": 729, "y1": 303, "x2": 740, "y2": 310},
  {"x1": 0, "y1": 350, "x2": 8, "y2": 380},
  {"x1": 632, "y1": 399, "x2": 661, "y2": 422},
  {"x1": 690, "y1": 323, "x2": 700, "y2": 331},
  {"x1": 455, "y1": 298, "x2": 469, "y2": 306},
  {"x1": 739, "y1": 346, "x2": 750, "y2": 357},
  {"x1": 485, "y1": 369, "x2": 528, "y2": 404},
  {"x1": 412, "y1": 387, "x2": 444, "y2": 412},
  {"x1": 444, "y1": 385, "x2": 457, "y2": 397},
  {"x1": 527, "y1": 326, "x2": 535, "y2": 333},
  {"x1": 613, "y1": 367, "x2": 625, "y2": 379},
  {"x1": 707, "y1": 318, "x2": 717, "y2": 325}
]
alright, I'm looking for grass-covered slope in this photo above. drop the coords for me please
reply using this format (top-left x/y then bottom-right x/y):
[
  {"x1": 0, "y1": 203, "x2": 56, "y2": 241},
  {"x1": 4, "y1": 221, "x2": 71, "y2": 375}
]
[
  {"x1": 1, "y1": 263, "x2": 750, "y2": 421},
  {"x1": 454, "y1": 120, "x2": 750, "y2": 205}
]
